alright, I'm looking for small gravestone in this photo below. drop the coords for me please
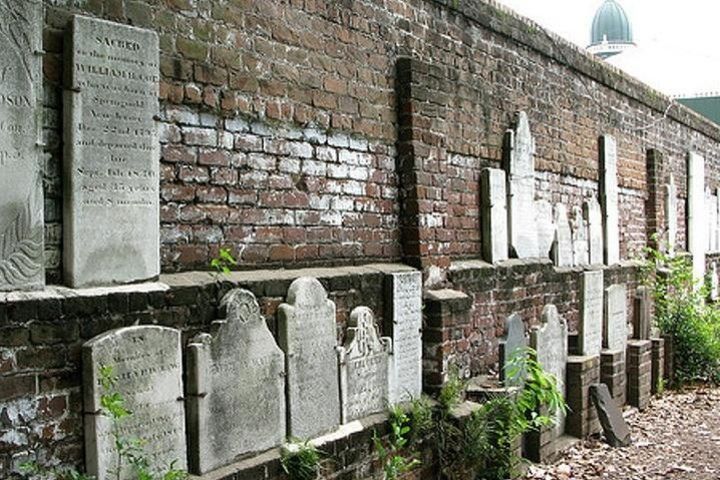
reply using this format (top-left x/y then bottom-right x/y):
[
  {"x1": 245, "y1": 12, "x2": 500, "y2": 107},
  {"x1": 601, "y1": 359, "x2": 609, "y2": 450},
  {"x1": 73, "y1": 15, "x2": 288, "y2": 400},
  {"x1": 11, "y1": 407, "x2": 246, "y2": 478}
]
[
  {"x1": 551, "y1": 204, "x2": 573, "y2": 267},
  {"x1": 186, "y1": 289, "x2": 285, "y2": 474},
  {"x1": 499, "y1": 313, "x2": 527, "y2": 386},
  {"x1": 385, "y1": 271, "x2": 423, "y2": 403},
  {"x1": 665, "y1": 175, "x2": 677, "y2": 254},
  {"x1": 600, "y1": 135, "x2": 620, "y2": 265},
  {"x1": 0, "y1": 0, "x2": 44, "y2": 292},
  {"x1": 584, "y1": 198, "x2": 603, "y2": 265},
  {"x1": 536, "y1": 200, "x2": 555, "y2": 259},
  {"x1": 633, "y1": 286, "x2": 652, "y2": 340},
  {"x1": 279, "y1": 277, "x2": 340, "y2": 438},
  {"x1": 571, "y1": 206, "x2": 589, "y2": 266},
  {"x1": 339, "y1": 307, "x2": 391, "y2": 423},
  {"x1": 83, "y1": 326, "x2": 186, "y2": 480},
  {"x1": 687, "y1": 152, "x2": 706, "y2": 283},
  {"x1": 710, "y1": 263, "x2": 719, "y2": 301},
  {"x1": 530, "y1": 305, "x2": 568, "y2": 438},
  {"x1": 604, "y1": 284, "x2": 628, "y2": 351},
  {"x1": 579, "y1": 270, "x2": 604, "y2": 356},
  {"x1": 480, "y1": 168, "x2": 509, "y2": 263},
  {"x1": 590, "y1": 383, "x2": 632, "y2": 447},
  {"x1": 64, "y1": 15, "x2": 160, "y2": 287},
  {"x1": 504, "y1": 111, "x2": 538, "y2": 258}
]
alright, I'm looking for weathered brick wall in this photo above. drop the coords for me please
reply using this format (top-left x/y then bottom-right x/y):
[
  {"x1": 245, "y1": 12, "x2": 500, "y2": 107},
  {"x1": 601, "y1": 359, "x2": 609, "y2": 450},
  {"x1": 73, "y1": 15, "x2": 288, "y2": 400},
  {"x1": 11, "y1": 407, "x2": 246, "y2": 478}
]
[{"x1": 39, "y1": 0, "x2": 720, "y2": 283}]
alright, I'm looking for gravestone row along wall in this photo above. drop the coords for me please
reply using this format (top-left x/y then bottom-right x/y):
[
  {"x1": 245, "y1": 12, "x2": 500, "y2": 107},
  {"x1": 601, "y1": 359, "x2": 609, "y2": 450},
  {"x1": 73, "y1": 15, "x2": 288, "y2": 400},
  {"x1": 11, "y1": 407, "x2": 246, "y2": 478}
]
[{"x1": 33, "y1": 0, "x2": 720, "y2": 283}]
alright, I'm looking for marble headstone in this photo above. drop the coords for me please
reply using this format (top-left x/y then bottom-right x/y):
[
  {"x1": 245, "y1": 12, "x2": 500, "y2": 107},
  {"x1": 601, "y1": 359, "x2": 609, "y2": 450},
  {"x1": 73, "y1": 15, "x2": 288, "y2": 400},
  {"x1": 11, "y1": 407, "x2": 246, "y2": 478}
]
[
  {"x1": 600, "y1": 135, "x2": 620, "y2": 265},
  {"x1": 536, "y1": 200, "x2": 555, "y2": 259},
  {"x1": 604, "y1": 284, "x2": 628, "y2": 351},
  {"x1": 707, "y1": 189, "x2": 717, "y2": 252},
  {"x1": 710, "y1": 263, "x2": 719, "y2": 301},
  {"x1": 687, "y1": 152, "x2": 706, "y2": 284},
  {"x1": 64, "y1": 16, "x2": 160, "y2": 287},
  {"x1": 385, "y1": 271, "x2": 423, "y2": 404},
  {"x1": 83, "y1": 326, "x2": 186, "y2": 480},
  {"x1": 186, "y1": 289, "x2": 285, "y2": 474},
  {"x1": 504, "y1": 111, "x2": 538, "y2": 258},
  {"x1": 480, "y1": 168, "x2": 509, "y2": 263},
  {"x1": 530, "y1": 305, "x2": 568, "y2": 438},
  {"x1": 584, "y1": 197, "x2": 603, "y2": 265},
  {"x1": 338, "y1": 307, "x2": 391, "y2": 423},
  {"x1": 579, "y1": 270, "x2": 604, "y2": 356},
  {"x1": 716, "y1": 188, "x2": 720, "y2": 252},
  {"x1": 551, "y1": 204, "x2": 573, "y2": 267},
  {"x1": 633, "y1": 286, "x2": 652, "y2": 340},
  {"x1": 665, "y1": 175, "x2": 677, "y2": 254},
  {"x1": 0, "y1": 0, "x2": 44, "y2": 291},
  {"x1": 278, "y1": 277, "x2": 340, "y2": 438},
  {"x1": 499, "y1": 313, "x2": 527, "y2": 386},
  {"x1": 571, "y1": 205, "x2": 589, "y2": 266}
]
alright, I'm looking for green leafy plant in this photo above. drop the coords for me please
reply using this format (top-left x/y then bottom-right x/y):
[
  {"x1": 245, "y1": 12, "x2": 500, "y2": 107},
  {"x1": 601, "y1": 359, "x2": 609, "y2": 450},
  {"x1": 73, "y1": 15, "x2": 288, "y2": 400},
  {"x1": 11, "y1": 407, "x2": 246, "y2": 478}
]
[
  {"x1": 18, "y1": 461, "x2": 93, "y2": 480},
  {"x1": 437, "y1": 365, "x2": 466, "y2": 414},
  {"x1": 280, "y1": 440, "x2": 322, "y2": 480},
  {"x1": 373, "y1": 404, "x2": 422, "y2": 480},
  {"x1": 210, "y1": 247, "x2": 237, "y2": 277}
]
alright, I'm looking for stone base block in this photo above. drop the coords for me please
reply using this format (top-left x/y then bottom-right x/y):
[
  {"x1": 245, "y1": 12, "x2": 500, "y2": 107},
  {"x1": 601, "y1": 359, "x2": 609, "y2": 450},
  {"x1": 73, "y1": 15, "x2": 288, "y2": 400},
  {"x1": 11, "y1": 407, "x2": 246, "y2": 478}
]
[
  {"x1": 565, "y1": 355, "x2": 601, "y2": 438},
  {"x1": 627, "y1": 340, "x2": 652, "y2": 410},
  {"x1": 600, "y1": 349, "x2": 625, "y2": 407},
  {"x1": 651, "y1": 337, "x2": 665, "y2": 395}
]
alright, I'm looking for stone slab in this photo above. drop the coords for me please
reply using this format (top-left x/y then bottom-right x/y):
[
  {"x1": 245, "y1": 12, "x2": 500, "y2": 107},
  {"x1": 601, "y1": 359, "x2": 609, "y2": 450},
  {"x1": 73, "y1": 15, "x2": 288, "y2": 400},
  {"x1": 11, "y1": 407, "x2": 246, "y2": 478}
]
[
  {"x1": 384, "y1": 271, "x2": 422, "y2": 404},
  {"x1": 82, "y1": 326, "x2": 186, "y2": 480},
  {"x1": 604, "y1": 284, "x2": 628, "y2": 352},
  {"x1": 687, "y1": 152, "x2": 706, "y2": 284},
  {"x1": 571, "y1": 206, "x2": 589, "y2": 267},
  {"x1": 551, "y1": 204, "x2": 573, "y2": 267},
  {"x1": 579, "y1": 270, "x2": 604, "y2": 356},
  {"x1": 590, "y1": 383, "x2": 631, "y2": 447},
  {"x1": 186, "y1": 289, "x2": 285, "y2": 474},
  {"x1": 499, "y1": 313, "x2": 527, "y2": 386},
  {"x1": 64, "y1": 15, "x2": 160, "y2": 287},
  {"x1": 480, "y1": 167, "x2": 508, "y2": 263},
  {"x1": 504, "y1": 111, "x2": 538, "y2": 258},
  {"x1": 584, "y1": 197, "x2": 603, "y2": 265},
  {"x1": 665, "y1": 175, "x2": 677, "y2": 254},
  {"x1": 339, "y1": 306, "x2": 391, "y2": 423},
  {"x1": 278, "y1": 277, "x2": 340, "y2": 438},
  {"x1": 708, "y1": 189, "x2": 717, "y2": 252},
  {"x1": 536, "y1": 199, "x2": 555, "y2": 259},
  {"x1": 633, "y1": 286, "x2": 652, "y2": 340},
  {"x1": 0, "y1": 0, "x2": 44, "y2": 292},
  {"x1": 600, "y1": 135, "x2": 620, "y2": 265}
]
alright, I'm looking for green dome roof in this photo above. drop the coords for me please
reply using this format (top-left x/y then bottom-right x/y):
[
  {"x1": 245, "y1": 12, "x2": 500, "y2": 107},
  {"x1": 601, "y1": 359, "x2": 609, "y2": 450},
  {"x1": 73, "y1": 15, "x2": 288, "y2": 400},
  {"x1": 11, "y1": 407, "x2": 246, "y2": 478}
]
[{"x1": 590, "y1": 0, "x2": 633, "y2": 45}]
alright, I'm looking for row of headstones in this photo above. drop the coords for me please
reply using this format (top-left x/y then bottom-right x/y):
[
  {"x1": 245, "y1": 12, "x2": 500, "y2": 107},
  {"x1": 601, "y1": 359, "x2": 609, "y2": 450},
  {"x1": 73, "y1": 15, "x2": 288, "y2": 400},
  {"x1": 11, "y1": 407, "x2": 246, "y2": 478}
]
[
  {"x1": 1, "y1": 6, "x2": 162, "y2": 292},
  {"x1": 481, "y1": 112, "x2": 618, "y2": 268},
  {"x1": 82, "y1": 273, "x2": 423, "y2": 478}
]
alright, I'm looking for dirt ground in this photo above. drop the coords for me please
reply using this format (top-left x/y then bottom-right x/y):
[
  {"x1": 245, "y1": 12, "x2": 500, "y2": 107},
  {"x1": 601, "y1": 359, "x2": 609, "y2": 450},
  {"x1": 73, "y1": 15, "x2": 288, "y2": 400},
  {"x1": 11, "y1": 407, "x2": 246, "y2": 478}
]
[{"x1": 525, "y1": 387, "x2": 720, "y2": 480}]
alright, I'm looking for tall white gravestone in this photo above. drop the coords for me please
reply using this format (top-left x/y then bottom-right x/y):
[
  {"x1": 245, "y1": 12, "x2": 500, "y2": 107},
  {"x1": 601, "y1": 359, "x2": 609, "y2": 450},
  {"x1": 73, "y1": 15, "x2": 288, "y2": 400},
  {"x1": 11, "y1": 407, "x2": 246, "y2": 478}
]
[
  {"x1": 571, "y1": 205, "x2": 589, "y2": 266},
  {"x1": 665, "y1": 175, "x2": 677, "y2": 254},
  {"x1": 707, "y1": 188, "x2": 717, "y2": 252},
  {"x1": 480, "y1": 168, "x2": 509, "y2": 263},
  {"x1": 600, "y1": 135, "x2": 620, "y2": 265},
  {"x1": 0, "y1": 0, "x2": 44, "y2": 291},
  {"x1": 604, "y1": 284, "x2": 628, "y2": 352},
  {"x1": 504, "y1": 111, "x2": 538, "y2": 258},
  {"x1": 536, "y1": 200, "x2": 555, "y2": 259},
  {"x1": 83, "y1": 326, "x2": 186, "y2": 480},
  {"x1": 579, "y1": 270, "x2": 604, "y2": 356},
  {"x1": 551, "y1": 204, "x2": 573, "y2": 267},
  {"x1": 186, "y1": 289, "x2": 285, "y2": 474},
  {"x1": 687, "y1": 152, "x2": 706, "y2": 284},
  {"x1": 278, "y1": 277, "x2": 340, "y2": 438},
  {"x1": 64, "y1": 16, "x2": 160, "y2": 287},
  {"x1": 583, "y1": 197, "x2": 604, "y2": 265},
  {"x1": 338, "y1": 306, "x2": 391, "y2": 423},
  {"x1": 385, "y1": 271, "x2": 423, "y2": 403}
]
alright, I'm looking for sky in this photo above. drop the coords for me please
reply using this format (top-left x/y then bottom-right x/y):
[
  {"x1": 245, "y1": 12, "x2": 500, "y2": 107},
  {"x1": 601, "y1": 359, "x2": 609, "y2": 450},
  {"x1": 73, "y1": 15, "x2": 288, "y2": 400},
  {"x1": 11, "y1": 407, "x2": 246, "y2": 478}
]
[{"x1": 494, "y1": 0, "x2": 720, "y2": 96}]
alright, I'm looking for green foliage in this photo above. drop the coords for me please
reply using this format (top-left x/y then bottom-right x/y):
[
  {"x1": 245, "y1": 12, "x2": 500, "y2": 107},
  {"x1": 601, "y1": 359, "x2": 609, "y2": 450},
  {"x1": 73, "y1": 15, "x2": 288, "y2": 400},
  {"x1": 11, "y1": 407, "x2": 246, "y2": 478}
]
[
  {"x1": 19, "y1": 461, "x2": 93, "y2": 480},
  {"x1": 407, "y1": 396, "x2": 434, "y2": 443},
  {"x1": 437, "y1": 366, "x2": 466, "y2": 414},
  {"x1": 280, "y1": 440, "x2": 322, "y2": 480},
  {"x1": 210, "y1": 247, "x2": 237, "y2": 276},
  {"x1": 374, "y1": 404, "x2": 422, "y2": 480},
  {"x1": 641, "y1": 245, "x2": 720, "y2": 385}
]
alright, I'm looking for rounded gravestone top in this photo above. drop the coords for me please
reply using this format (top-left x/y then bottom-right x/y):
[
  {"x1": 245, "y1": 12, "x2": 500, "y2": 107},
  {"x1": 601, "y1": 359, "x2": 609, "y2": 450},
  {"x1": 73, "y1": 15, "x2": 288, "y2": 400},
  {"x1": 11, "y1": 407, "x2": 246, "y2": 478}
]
[
  {"x1": 285, "y1": 276, "x2": 329, "y2": 306},
  {"x1": 220, "y1": 288, "x2": 261, "y2": 324}
]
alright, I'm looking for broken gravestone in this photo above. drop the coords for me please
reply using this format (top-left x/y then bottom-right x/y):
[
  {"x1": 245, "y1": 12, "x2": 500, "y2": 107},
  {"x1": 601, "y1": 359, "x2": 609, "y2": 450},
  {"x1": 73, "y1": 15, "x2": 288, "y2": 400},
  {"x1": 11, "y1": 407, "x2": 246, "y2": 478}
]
[{"x1": 590, "y1": 383, "x2": 632, "y2": 447}]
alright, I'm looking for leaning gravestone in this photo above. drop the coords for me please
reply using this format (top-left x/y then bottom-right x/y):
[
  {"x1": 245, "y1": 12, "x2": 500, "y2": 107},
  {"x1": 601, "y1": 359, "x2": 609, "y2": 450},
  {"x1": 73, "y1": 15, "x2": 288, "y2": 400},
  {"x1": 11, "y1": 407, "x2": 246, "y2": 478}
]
[
  {"x1": 536, "y1": 200, "x2": 555, "y2": 259},
  {"x1": 633, "y1": 286, "x2": 652, "y2": 340},
  {"x1": 600, "y1": 135, "x2": 620, "y2": 265},
  {"x1": 385, "y1": 271, "x2": 423, "y2": 403},
  {"x1": 579, "y1": 270, "x2": 604, "y2": 356},
  {"x1": 279, "y1": 277, "x2": 340, "y2": 438},
  {"x1": 530, "y1": 305, "x2": 568, "y2": 438},
  {"x1": 590, "y1": 383, "x2": 632, "y2": 447},
  {"x1": 583, "y1": 197, "x2": 603, "y2": 265},
  {"x1": 186, "y1": 289, "x2": 285, "y2": 474},
  {"x1": 551, "y1": 204, "x2": 573, "y2": 267},
  {"x1": 64, "y1": 15, "x2": 160, "y2": 287},
  {"x1": 0, "y1": 0, "x2": 44, "y2": 292},
  {"x1": 499, "y1": 313, "x2": 527, "y2": 386},
  {"x1": 604, "y1": 284, "x2": 628, "y2": 351},
  {"x1": 338, "y1": 306, "x2": 392, "y2": 423},
  {"x1": 571, "y1": 206, "x2": 589, "y2": 266},
  {"x1": 480, "y1": 168, "x2": 509, "y2": 263},
  {"x1": 665, "y1": 175, "x2": 677, "y2": 254},
  {"x1": 83, "y1": 326, "x2": 186, "y2": 480},
  {"x1": 504, "y1": 111, "x2": 538, "y2": 258},
  {"x1": 687, "y1": 152, "x2": 706, "y2": 283}
]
